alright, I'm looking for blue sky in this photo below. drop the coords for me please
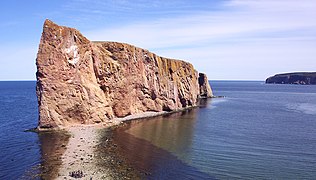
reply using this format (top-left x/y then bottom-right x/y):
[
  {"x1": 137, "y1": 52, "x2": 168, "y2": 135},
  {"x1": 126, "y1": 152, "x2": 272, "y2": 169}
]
[{"x1": 1, "y1": 0, "x2": 316, "y2": 80}]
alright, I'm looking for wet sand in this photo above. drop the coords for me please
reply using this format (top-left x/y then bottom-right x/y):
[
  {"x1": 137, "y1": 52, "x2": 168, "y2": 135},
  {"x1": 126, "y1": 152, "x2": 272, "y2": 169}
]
[
  {"x1": 54, "y1": 111, "x2": 169, "y2": 179},
  {"x1": 56, "y1": 125, "x2": 110, "y2": 179}
]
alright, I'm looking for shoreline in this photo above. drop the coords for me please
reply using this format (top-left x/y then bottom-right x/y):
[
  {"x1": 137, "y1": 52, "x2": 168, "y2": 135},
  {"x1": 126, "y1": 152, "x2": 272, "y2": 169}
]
[
  {"x1": 56, "y1": 125, "x2": 110, "y2": 179},
  {"x1": 49, "y1": 109, "x2": 195, "y2": 179},
  {"x1": 36, "y1": 100, "x2": 221, "y2": 179}
]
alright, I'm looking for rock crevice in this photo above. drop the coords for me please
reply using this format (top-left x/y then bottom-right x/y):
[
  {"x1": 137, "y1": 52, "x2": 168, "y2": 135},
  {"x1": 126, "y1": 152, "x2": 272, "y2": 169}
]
[{"x1": 36, "y1": 19, "x2": 213, "y2": 128}]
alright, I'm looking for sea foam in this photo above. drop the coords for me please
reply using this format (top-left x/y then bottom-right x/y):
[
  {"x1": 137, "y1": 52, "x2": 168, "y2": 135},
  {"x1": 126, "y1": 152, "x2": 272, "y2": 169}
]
[{"x1": 286, "y1": 103, "x2": 316, "y2": 115}]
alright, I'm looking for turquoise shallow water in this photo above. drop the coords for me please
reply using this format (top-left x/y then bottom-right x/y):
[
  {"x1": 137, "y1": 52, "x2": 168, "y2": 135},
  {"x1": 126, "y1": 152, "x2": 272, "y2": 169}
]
[{"x1": 1, "y1": 81, "x2": 316, "y2": 179}]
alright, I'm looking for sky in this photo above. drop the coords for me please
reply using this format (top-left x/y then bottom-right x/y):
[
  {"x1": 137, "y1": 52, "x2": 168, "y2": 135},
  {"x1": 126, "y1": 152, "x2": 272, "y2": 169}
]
[{"x1": 0, "y1": 0, "x2": 316, "y2": 81}]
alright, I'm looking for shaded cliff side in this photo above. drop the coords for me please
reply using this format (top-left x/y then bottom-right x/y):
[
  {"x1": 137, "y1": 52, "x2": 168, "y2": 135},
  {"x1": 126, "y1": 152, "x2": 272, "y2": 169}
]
[
  {"x1": 266, "y1": 72, "x2": 316, "y2": 85},
  {"x1": 36, "y1": 19, "x2": 213, "y2": 128}
]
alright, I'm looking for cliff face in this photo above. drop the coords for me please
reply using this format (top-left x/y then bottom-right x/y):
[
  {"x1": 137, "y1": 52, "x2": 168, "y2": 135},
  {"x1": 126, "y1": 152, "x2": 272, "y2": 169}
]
[
  {"x1": 36, "y1": 20, "x2": 213, "y2": 128},
  {"x1": 266, "y1": 72, "x2": 316, "y2": 85},
  {"x1": 198, "y1": 73, "x2": 213, "y2": 98}
]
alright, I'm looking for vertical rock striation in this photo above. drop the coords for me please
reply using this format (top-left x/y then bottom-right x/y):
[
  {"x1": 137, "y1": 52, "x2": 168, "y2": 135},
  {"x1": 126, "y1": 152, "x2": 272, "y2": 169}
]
[
  {"x1": 36, "y1": 20, "x2": 213, "y2": 129},
  {"x1": 198, "y1": 73, "x2": 213, "y2": 98}
]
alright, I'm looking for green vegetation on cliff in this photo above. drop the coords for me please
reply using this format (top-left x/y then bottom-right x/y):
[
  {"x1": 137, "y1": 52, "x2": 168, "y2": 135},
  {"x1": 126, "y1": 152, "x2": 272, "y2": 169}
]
[{"x1": 266, "y1": 72, "x2": 316, "y2": 85}]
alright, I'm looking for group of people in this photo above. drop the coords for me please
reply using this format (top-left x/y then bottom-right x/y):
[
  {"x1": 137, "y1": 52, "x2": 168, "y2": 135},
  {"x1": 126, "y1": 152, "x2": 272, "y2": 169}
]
[{"x1": 69, "y1": 170, "x2": 84, "y2": 178}]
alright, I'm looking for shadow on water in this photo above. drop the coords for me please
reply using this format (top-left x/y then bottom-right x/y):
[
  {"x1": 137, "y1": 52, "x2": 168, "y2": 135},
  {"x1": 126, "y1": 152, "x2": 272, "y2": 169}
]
[
  {"x1": 23, "y1": 130, "x2": 70, "y2": 179},
  {"x1": 198, "y1": 98, "x2": 209, "y2": 108},
  {"x1": 96, "y1": 128, "x2": 143, "y2": 179},
  {"x1": 98, "y1": 109, "x2": 216, "y2": 179},
  {"x1": 124, "y1": 110, "x2": 197, "y2": 160}
]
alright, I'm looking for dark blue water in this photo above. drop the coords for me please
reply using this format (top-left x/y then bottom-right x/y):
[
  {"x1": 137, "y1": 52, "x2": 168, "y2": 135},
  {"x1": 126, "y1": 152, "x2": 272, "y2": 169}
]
[
  {"x1": 1, "y1": 81, "x2": 316, "y2": 179},
  {"x1": 0, "y1": 81, "x2": 40, "y2": 179}
]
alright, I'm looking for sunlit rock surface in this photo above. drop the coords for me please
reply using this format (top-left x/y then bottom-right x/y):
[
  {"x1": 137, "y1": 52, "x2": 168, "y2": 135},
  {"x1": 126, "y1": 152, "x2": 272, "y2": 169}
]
[{"x1": 36, "y1": 19, "x2": 213, "y2": 128}]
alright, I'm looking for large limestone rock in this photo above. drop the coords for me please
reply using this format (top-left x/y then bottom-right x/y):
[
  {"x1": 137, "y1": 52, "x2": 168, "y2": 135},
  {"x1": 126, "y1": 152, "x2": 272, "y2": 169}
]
[{"x1": 36, "y1": 19, "x2": 213, "y2": 128}]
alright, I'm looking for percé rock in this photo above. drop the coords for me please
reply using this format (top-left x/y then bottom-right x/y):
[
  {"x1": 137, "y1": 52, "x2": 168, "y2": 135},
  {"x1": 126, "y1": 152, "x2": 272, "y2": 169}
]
[
  {"x1": 36, "y1": 19, "x2": 213, "y2": 128},
  {"x1": 266, "y1": 72, "x2": 316, "y2": 85}
]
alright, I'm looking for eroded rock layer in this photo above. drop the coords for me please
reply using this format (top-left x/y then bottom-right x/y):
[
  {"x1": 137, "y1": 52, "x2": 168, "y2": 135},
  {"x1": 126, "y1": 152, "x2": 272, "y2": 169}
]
[
  {"x1": 36, "y1": 20, "x2": 213, "y2": 128},
  {"x1": 198, "y1": 73, "x2": 213, "y2": 98}
]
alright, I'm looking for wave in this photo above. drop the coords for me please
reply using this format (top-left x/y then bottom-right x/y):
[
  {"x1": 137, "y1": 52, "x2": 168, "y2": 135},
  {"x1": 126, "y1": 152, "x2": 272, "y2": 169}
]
[
  {"x1": 211, "y1": 98, "x2": 228, "y2": 105},
  {"x1": 286, "y1": 103, "x2": 316, "y2": 115}
]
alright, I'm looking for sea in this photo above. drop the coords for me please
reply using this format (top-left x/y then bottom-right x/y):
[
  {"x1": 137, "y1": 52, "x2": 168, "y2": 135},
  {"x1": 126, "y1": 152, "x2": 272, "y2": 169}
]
[{"x1": 1, "y1": 81, "x2": 316, "y2": 179}]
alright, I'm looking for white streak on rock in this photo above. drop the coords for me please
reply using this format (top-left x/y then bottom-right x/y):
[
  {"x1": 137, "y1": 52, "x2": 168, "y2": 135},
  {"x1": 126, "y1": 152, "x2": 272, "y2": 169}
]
[{"x1": 65, "y1": 45, "x2": 80, "y2": 65}]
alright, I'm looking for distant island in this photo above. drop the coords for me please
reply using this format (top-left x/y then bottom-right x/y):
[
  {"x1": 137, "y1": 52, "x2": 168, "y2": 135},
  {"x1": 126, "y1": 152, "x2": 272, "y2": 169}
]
[{"x1": 266, "y1": 72, "x2": 316, "y2": 85}]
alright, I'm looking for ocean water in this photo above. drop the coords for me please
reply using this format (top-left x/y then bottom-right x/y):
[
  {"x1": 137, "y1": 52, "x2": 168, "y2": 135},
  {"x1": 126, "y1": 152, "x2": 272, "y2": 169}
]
[
  {"x1": 0, "y1": 82, "x2": 40, "y2": 179},
  {"x1": 1, "y1": 81, "x2": 316, "y2": 179},
  {"x1": 109, "y1": 81, "x2": 316, "y2": 179}
]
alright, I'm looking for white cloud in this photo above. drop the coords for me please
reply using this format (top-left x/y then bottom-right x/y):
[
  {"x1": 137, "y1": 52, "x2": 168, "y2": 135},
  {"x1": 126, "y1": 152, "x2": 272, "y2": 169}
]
[
  {"x1": 85, "y1": 0, "x2": 316, "y2": 47},
  {"x1": 83, "y1": 0, "x2": 316, "y2": 80}
]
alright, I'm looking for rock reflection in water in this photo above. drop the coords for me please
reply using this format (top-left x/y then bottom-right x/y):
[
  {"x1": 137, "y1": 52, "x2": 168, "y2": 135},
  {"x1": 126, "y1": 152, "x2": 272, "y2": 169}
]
[
  {"x1": 198, "y1": 98, "x2": 209, "y2": 107},
  {"x1": 125, "y1": 110, "x2": 197, "y2": 160},
  {"x1": 37, "y1": 130, "x2": 70, "y2": 179},
  {"x1": 109, "y1": 109, "x2": 215, "y2": 179},
  {"x1": 96, "y1": 128, "x2": 143, "y2": 179}
]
